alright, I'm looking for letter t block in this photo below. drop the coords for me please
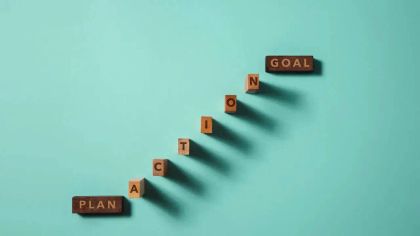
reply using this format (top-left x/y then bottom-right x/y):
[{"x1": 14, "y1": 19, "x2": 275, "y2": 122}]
[{"x1": 178, "y1": 138, "x2": 190, "y2": 155}]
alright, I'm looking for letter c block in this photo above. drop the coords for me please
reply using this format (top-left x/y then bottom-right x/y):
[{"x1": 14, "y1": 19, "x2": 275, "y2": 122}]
[{"x1": 153, "y1": 159, "x2": 168, "y2": 176}]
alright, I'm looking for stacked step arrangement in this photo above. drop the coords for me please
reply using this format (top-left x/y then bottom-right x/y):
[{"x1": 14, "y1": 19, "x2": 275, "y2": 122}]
[{"x1": 72, "y1": 55, "x2": 315, "y2": 215}]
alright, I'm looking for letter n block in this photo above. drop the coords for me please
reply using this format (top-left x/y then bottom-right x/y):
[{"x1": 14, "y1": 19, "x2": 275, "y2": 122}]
[
  {"x1": 153, "y1": 159, "x2": 168, "y2": 176},
  {"x1": 225, "y1": 95, "x2": 237, "y2": 113},
  {"x1": 178, "y1": 138, "x2": 190, "y2": 155},
  {"x1": 245, "y1": 74, "x2": 259, "y2": 93},
  {"x1": 201, "y1": 116, "x2": 213, "y2": 134},
  {"x1": 128, "y1": 178, "x2": 145, "y2": 198}
]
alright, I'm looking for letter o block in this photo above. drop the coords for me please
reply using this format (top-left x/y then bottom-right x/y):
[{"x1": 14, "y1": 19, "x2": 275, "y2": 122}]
[
  {"x1": 153, "y1": 159, "x2": 168, "y2": 176},
  {"x1": 225, "y1": 95, "x2": 237, "y2": 113}
]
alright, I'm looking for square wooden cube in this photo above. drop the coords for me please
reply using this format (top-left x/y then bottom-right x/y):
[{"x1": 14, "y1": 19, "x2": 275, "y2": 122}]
[
  {"x1": 201, "y1": 116, "x2": 213, "y2": 134},
  {"x1": 245, "y1": 74, "x2": 259, "y2": 93},
  {"x1": 153, "y1": 159, "x2": 168, "y2": 176},
  {"x1": 128, "y1": 178, "x2": 145, "y2": 198},
  {"x1": 225, "y1": 95, "x2": 237, "y2": 113},
  {"x1": 178, "y1": 138, "x2": 190, "y2": 155}
]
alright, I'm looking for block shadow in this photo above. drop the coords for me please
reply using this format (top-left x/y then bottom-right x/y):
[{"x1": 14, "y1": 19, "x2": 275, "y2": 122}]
[
  {"x1": 209, "y1": 119, "x2": 252, "y2": 154},
  {"x1": 165, "y1": 160, "x2": 206, "y2": 196},
  {"x1": 314, "y1": 59, "x2": 323, "y2": 75},
  {"x1": 259, "y1": 81, "x2": 303, "y2": 107},
  {"x1": 189, "y1": 140, "x2": 231, "y2": 176},
  {"x1": 143, "y1": 179, "x2": 183, "y2": 218},
  {"x1": 78, "y1": 197, "x2": 132, "y2": 218},
  {"x1": 267, "y1": 58, "x2": 323, "y2": 76},
  {"x1": 231, "y1": 101, "x2": 278, "y2": 133}
]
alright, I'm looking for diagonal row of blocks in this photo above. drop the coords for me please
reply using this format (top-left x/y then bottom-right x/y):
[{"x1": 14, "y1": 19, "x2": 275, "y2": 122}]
[
  {"x1": 72, "y1": 55, "x2": 315, "y2": 214},
  {"x1": 128, "y1": 73, "x2": 260, "y2": 198}
]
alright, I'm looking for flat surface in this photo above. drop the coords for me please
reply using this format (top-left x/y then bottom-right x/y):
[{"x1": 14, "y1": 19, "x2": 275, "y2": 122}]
[{"x1": 0, "y1": 0, "x2": 419, "y2": 235}]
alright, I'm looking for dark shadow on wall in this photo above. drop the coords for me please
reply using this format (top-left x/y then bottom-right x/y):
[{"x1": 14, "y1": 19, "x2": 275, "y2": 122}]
[
  {"x1": 189, "y1": 140, "x2": 232, "y2": 176},
  {"x1": 165, "y1": 160, "x2": 206, "y2": 196},
  {"x1": 258, "y1": 81, "x2": 303, "y2": 107},
  {"x1": 143, "y1": 179, "x2": 183, "y2": 218},
  {"x1": 209, "y1": 119, "x2": 252, "y2": 154},
  {"x1": 231, "y1": 101, "x2": 278, "y2": 133},
  {"x1": 78, "y1": 197, "x2": 132, "y2": 218}
]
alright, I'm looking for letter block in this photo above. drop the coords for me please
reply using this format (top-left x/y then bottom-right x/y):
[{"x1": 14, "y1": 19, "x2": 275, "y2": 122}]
[
  {"x1": 265, "y1": 56, "x2": 314, "y2": 72},
  {"x1": 153, "y1": 159, "x2": 168, "y2": 176},
  {"x1": 72, "y1": 196, "x2": 124, "y2": 214},
  {"x1": 245, "y1": 74, "x2": 259, "y2": 93},
  {"x1": 128, "y1": 178, "x2": 145, "y2": 198},
  {"x1": 178, "y1": 138, "x2": 190, "y2": 155},
  {"x1": 225, "y1": 95, "x2": 237, "y2": 113},
  {"x1": 201, "y1": 116, "x2": 213, "y2": 134}
]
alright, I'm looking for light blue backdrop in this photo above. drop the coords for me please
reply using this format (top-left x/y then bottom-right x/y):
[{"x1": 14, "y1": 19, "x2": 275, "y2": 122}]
[{"x1": 1, "y1": 0, "x2": 419, "y2": 235}]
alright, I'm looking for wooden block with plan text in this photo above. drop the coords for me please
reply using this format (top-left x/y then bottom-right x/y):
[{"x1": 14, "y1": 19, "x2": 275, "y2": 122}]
[{"x1": 72, "y1": 196, "x2": 124, "y2": 214}]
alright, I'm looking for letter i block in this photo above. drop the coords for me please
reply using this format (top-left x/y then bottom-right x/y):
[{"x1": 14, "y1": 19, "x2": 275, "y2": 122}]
[
  {"x1": 245, "y1": 74, "x2": 259, "y2": 93},
  {"x1": 178, "y1": 138, "x2": 190, "y2": 155},
  {"x1": 153, "y1": 159, "x2": 168, "y2": 176},
  {"x1": 201, "y1": 116, "x2": 213, "y2": 134},
  {"x1": 225, "y1": 95, "x2": 237, "y2": 113},
  {"x1": 128, "y1": 178, "x2": 145, "y2": 198}
]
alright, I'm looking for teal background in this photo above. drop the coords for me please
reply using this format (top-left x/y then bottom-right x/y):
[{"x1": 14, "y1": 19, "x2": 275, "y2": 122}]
[{"x1": 0, "y1": 0, "x2": 419, "y2": 235}]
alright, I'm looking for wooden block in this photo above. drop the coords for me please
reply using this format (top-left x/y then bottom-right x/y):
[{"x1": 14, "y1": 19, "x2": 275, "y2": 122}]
[
  {"x1": 178, "y1": 138, "x2": 190, "y2": 155},
  {"x1": 200, "y1": 116, "x2": 213, "y2": 134},
  {"x1": 153, "y1": 159, "x2": 168, "y2": 176},
  {"x1": 266, "y1": 56, "x2": 314, "y2": 72},
  {"x1": 225, "y1": 95, "x2": 237, "y2": 113},
  {"x1": 245, "y1": 74, "x2": 259, "y2": 93},
  {"x1": 128, "y1": 178, "x2": 145, "y2": 198},
  {"x1": 72, "y1": 196, "x2": 123, "y2": 214}
]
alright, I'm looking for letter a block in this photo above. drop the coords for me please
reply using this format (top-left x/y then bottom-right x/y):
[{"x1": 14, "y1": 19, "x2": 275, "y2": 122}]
[
  {"x1": 128, "y1": 178, "x2": 145, "y2": 198},
  {"x1": 153, "y1": 159, "x2": 168, "y2": 176},
  {"x1": 245, "y1": 74, "x2": 259, "y2": 93},
  {"x1": 225, "y1": 95, "x2": 237, "y2": 113},
  {"x1": 178, "y1": 138, "x2": 190, "y2": 155},
  {"x1": 201, "y1": 116, "x2": 213, "y2": 134}
]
